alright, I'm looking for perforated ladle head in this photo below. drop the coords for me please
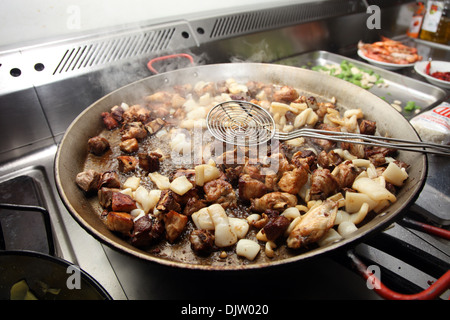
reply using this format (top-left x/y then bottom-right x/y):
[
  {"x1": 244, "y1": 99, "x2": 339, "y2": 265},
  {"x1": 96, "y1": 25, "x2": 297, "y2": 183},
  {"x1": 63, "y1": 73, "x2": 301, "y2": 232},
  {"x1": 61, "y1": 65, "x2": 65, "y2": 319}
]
[{"x1": 206, "y1": 100, "x2": 276, "y2": 146}]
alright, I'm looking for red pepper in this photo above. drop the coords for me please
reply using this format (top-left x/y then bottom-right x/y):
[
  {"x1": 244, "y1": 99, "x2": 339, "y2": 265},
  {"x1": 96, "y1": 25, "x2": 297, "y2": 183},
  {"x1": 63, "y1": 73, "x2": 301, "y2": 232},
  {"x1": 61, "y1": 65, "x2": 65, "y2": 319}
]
[{"x1": 425, "y1": 61, "x2": 431, "y2": 75}]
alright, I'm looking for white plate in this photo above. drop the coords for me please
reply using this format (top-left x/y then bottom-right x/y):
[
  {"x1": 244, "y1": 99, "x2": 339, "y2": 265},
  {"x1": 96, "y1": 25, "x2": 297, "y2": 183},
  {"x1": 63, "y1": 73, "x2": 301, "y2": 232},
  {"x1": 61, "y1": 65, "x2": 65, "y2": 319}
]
[
  {"x1": 414, "y1": 61, "x2": 450, "y2": 89},
  {"x1": 357, "y1": 50, "x2": 416, "y2": 70}
]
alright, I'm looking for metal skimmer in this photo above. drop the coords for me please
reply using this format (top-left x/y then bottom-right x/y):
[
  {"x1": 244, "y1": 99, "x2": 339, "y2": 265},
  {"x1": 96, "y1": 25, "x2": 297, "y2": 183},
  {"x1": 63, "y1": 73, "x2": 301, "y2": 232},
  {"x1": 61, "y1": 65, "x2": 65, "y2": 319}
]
[{"x1": 206, "y1": 100, "x2": 450, "y2": 156}]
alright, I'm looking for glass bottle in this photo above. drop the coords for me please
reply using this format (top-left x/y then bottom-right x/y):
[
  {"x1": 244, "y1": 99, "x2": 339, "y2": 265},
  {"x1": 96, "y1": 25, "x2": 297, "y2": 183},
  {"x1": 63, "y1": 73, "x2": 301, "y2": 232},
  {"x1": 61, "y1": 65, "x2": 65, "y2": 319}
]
[
  {"x1": 407, "y1": 2, "x2": 426, "y2": 38},
  {"x1": 419, "y1": 0, "x2": 450, "y2": 44}
]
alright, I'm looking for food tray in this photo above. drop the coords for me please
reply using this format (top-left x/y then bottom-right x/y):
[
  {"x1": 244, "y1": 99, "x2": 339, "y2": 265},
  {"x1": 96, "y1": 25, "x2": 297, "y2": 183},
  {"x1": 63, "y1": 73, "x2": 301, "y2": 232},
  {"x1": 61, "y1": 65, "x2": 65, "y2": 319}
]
[{"x1": 275, "y1": 50, "x2": 447, "y2": 120}]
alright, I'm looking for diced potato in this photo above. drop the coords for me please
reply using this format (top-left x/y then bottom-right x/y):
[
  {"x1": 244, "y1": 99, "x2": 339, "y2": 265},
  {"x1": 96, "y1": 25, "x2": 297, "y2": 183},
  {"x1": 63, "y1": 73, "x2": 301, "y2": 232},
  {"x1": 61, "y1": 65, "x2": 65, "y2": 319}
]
[
  {"x1": 170, "y1": 176, "x2": 193, "y2": 196},
  {"x1": 281, "y1": 207, "x2": 301, "y2": 220},
  {"x1": 148, "y1": 172, "x2": 170, "y2": 190},
  {"x1": 191, "y1": 207, "x2": 215, "y2": 230},
  {"x1": 208, "y1": 204, "x2": 237, "y2": 247},
  {"x1": 195, "y1": 165, "x2": 205, "y2": 186},
  {"x1": 270, "y1": 102, "x2": 291, "y2": 116},
  {"x1": 352, "y1": 177, "x2": 396, "y2": 203},
  {"x1": 382, "y1": 162, "x2": 408, "y2": 187},
  {"x1": 228, "y1": 217, "x2": 249, "y2": 239},
  {"x1": 120, "y1": 188, "x2": 133, "y2": 198},
  {"x1": 133, "y1": 187, "x2": 161, "y2": 214},
  {"x1": 236, "y1": 239, "x2": 260, "y2": 261},
  {"x1": 203, "y1": 165, "x2": 221, "y2": 183},
  {"x1": 123, "y1": 176, "x2": 140, "y2": 190}
]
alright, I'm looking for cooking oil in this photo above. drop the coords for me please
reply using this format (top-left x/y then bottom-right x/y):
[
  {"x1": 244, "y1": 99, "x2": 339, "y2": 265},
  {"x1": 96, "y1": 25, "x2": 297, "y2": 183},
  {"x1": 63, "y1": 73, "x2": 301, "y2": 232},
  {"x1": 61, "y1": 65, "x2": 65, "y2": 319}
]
[{"x1": 419, "y1": 0, "x2": 450, "y2": 44}]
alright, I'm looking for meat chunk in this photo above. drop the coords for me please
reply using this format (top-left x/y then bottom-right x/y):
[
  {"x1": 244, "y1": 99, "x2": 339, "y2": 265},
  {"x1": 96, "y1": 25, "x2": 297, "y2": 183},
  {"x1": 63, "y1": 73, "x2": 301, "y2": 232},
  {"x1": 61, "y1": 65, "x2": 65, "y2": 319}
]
[
  {"x1": 163, "y1": 210, "x2": 188, "y2": 243},
  {"x1": 101, "y1": 112, "x2": 119, "y2": 130},
  {"x1": 183, "y1": 197, "x2": 207, "y2": 216},
  {"x1": 317, "y1": 150, "x2": 343, "y2": 169},
  {"x1": 145, "y1": 118, "x2": 166, "y2": 135},
  {"x1": 98, "y1": 187, "x2": 120, "y2": 209},
  {"x1": 359, "y1": 119, "x2": 376, "y2": 135},
  {"x1": 111, "y1": 192, "x2": 137, "y2": 212},
  {"x1": 138, "y1": 152, "x2": 162, "y2": 172},
  {"x1": 278, "y1": 166, "x2": 308, "y2": 194},
  {"x1": 250, "y1": 192, "x2": 297, "y2": 213},
  {"x1": 119, "y1": 138, "x2": 139, "y2": 154},
  {"x1": 203, "y1": 179, "x2": 237, "y2": 209},
  {"x1": 117, "y1": 156, "x2": 138, "y2": 173},
  {"x1": 309, "y1": 168, "x2": 338, "y2": 200},
  {"x1": 76, "y1": 170, "x2": 101, "y2": 193},
  {"x1": 312, "y1": 123, "x2": 340, "y2": 151},
  {"x1": 238, "y1": 174, "x2": 267, "y2": 202},
  {"x1": 189, "y1": 229, "x2": 215, "y2": 255},
  {"x1": 121, "y1": 122, "x2": 147, "y2": 141},
  {"x1": 110, "y1": 105, "x2": 124, "y2": 122},
  {"x1": 262, "y1": 215, "x2": 290, "y2": 241},
  {"x1": 287, "y1": 199, "x2": 338, "y2": 249},
  {"x1": 333, "y1": 161, "x2": 360, "y2": 189},
  {"x1": 156, "y1": 190, "x2": 181, "y2": 213},
  {"x1": 98, "y1": 171, "x2": 121, "y2": 189},
  {"x1": 104, "y1": 211, "x2": 134, "y2": 235},
  {"x1": 273, "y1": 86, "x2": 299, "y2": 103},
  {"x1": 130, "y1": 215, "x2": 164, "y2": 248},
  {"x1": 291, "y1": 150, "x2": 316, "y2": 169},
  {"x1": 88, "y1": 136, "x2": 110, "y2": 156},
  {"x1": 122, "y1": 105, "x2": 151, "y2": 124}
]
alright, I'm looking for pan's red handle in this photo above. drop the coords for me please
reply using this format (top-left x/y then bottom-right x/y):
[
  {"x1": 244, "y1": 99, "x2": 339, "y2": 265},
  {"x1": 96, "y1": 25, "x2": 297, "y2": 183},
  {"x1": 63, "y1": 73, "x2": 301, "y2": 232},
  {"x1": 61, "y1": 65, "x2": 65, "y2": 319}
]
[
  {"x1": 147, "y1": 53, "x2": 195, "y2": 74},
  {"x1": 347, "y1": 251, "x2": 450, "y2": 300}
]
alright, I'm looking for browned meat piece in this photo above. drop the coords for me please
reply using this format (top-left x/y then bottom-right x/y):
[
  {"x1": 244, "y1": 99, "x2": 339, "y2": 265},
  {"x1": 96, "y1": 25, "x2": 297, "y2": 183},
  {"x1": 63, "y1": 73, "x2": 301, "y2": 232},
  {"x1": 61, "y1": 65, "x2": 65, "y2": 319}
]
[
  {"x1": 340, "y1": 139, "x2": 365, "y2": 158},
  {"x1": 238, "y1": 174, "x2": 267, "y2": 202},
  {"x1": 76, "y1": 170, "x2": 101, "y2": 193},
  {"x1": 317, "y1": 150, "x2": 343, "y2": 169},
  {"x1": 291, "y1": 150, "x2": 316, "y2": 169},
  {"x1": 156, "y1": 190, "x2": 181, "y2": 212},
  {"x1": 145, "y1": 118, "x2": 166, "y2": 135},
  {"x1": 359, "y1": 119, "x2": 377, "y2": 135},
  {"x1": 101, "y1": 112, "x2": 119, "y2": 130},
  {"x1": 111, "y1": 192, "x2": 137, "y2": 212},
  {"x1": 203, "y1": 179, "x2": 237, "y2": 209},
  {"x1": 365, "y1": 145, "x2": 397, "y2": 158},
  {"x1": 287, "y1": 199, "x2": 338, "y2": 249},
  {"x1": 183, "y1": 197, "x2": 207, "y2": 216},
  {"x1": 104, "y1": 211, "x2": 134, "y2": 235},
  {"x1": 306, "y1": 96, "x2": 318, "y2": 109},
  {"x1": 262, "y1": 215, "x2": 290, "y2": 241},
  {"x1": 122, "y1": 105, "x2": 151, "y2": 124},
  {"x1": 250, "y1": 192, "x2": 297, "y2": 213},
  {"x1": 264, "y1": 172, "x2": 279, "y2": 192},
  {"x1": 119, "y1": 138, "x2": 139, "y2": 154},
  {"x1": 130, "y1": 215, "x2": 164, "y2": 248},
  {"x1": 98, "y1": 187, "x2": 120, "y2": 209},
  {"x1": 273, "y1": 86, "x2": 299, "y2": 103},
  {"x1": 278, "y1": 167, "x2": 308, "y2": 194},
  {"x1": 88, "y1": 136, "x2": 110, "y2": 156},
  {"x1": 215, "y1": 149, "x2": 247, "y2": 168},
  {"x1": 121, "y1": 122, "x2": 147, "y2": 141},
  {"x1": 98, "y1": 171, "x2": 121, "y2": 189},
  {"x1": 246, "y1": 81, "x2": 273, "y2": 99},
  {"x1": 263, "y1": 153, "x2": 293, "y2": 174},
  {"x1": 193, "y1": 82, "x2": 216, "y2": 97},
  {"x1": 138, "y1": 152, "x2": 161, "y2": 172},
  {"x1": 368, "y1": 153, "x2": 386, "y2": 167},
  {"x1": 312, "y1": 124, "x2": 340, "y2": 151},
  {"x1": 111, "y1": 105, "x2": 124, "y2": 122},
  {"x1": 224, "y1": 165, "x2": 243, "y2": 184},
  {"x1": 163, "y1": 210, "x2": 188, "y2": 243},
  {"x1": 309, "y1": 168, "x2": 338, "y2": 200},
  {"x1": 316, "y1": 102, "x2": 336, "y2": 120},
  {"x1": 145, "y1": 91, "x2": 172, "y2": 103},
  {"x1": 189, "y1": 229, "x2": 215, "y2": 255},
  {"x1": 333, "y1": 161, "x2": 360, "y2": 189},
  {"x1": 117, "y1": 156, "x2": 138, "y2": 173}
]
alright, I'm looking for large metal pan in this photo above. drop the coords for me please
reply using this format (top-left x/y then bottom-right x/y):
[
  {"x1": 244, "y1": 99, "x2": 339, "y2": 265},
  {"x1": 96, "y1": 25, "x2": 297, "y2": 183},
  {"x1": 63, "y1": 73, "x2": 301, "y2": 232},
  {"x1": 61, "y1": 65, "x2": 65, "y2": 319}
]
[{"x1": 54, "y1": 63, "x2": 427, "y2": 270}]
